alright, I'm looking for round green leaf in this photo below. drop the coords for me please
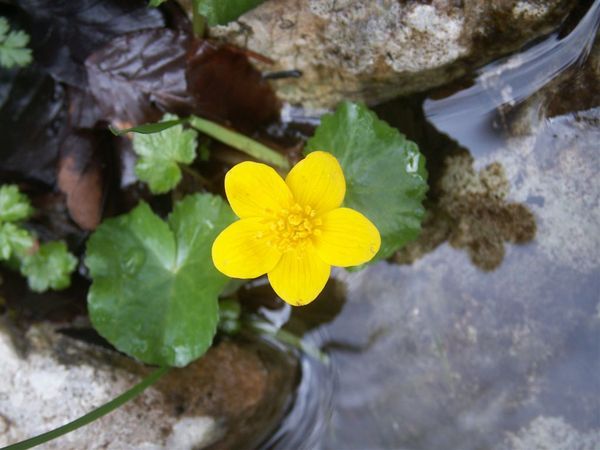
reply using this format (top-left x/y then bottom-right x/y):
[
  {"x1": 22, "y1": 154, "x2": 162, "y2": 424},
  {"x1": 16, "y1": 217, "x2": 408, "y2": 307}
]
[
  {"x1": 85, "y1": 194, "x2": 235, "y2": 367},
  {"x1": 0, "y1": 184, "x2": 33, "y2": 223},
  {"x1": 196, "y1": 0, "x2": 266, "y2": 26},
  {"x1": 20, "y1": 241, "x2": 76, "y2": 292},
  {"x1": 0, "y1": 222, "x2": 34, "y2": 260},
  {"x1": 306, "y1": 101, "x2": 428, "y2": 262},
  {"x1": 132, "y1": 114, "x2": 197, "y2": 194}
]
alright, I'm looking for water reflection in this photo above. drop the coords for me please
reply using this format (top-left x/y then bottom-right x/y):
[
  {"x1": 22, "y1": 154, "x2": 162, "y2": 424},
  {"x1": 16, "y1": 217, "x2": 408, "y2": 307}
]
[{"x1": 423, "y1": 0, "x2": 600, "y2": 155}]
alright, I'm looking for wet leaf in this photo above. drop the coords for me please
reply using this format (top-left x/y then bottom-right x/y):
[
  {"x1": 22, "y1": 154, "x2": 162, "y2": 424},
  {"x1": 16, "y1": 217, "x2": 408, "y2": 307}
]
[
  {"x1": 85, "y1": 29, "x2": 194, "y2": 125},
  {"x1": 85, "y1": 28, "x2": 278, "y2": 129},
  {"x1": 133, "y1": 114, "x2": 198, "y2": 194},
  {"x1": 0, "y1": 18, "x2": 32, "y2": 69},
  {"x1": 67, "y1": 86, "x2": 105, "y2": 129},
  {"x1": 20, "y1": 241, "x2": 77, "y2": 292},
  {"x1": 85, "y1": 194, "x2": 235, "y2": 367},
  {"x1": 0, "y1": 184, "x2": 33, "y2": 223},
  {"x1": 194, "y1": 0, "x2": 266, "y2": 25},
  {"x1": 187, "y1": 40, "x2": 280, "y2": 129},
  {"x1": 0, "y1": 223, "x2": 34, "y2": 260},
  {"x1": 0, "y1": 68, "x2": 66, "y2": 186},
  {"x1": 17, "y1": 0, "x2": 166, "y2": 87},
  {"x1": 306, "y1": 101, "x2": 428, "y2": 262}
]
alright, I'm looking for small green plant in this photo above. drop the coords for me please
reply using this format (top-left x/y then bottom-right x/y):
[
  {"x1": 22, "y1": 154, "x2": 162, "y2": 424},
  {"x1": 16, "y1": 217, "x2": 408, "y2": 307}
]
[
  {"x1": 0, "y1": 17, "x2": 32, "y2": 69},
  {"x1": 0, "y1": 185, "x2": 77, "y2": 293},
  {"x1": 3, "y1": 100, "x2": 427, "y2": 448},
  {"x1": 0, "y1": 186, "x2": 34, "y2": 260},
  {"x1": 91, "y1": 101, "x2": 427, "y2": 366}
]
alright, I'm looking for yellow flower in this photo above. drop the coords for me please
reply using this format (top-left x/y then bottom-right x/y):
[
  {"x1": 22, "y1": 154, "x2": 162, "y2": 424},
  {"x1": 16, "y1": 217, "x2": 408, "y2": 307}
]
[{"x1": 211, "y1": 151, "x2": 380, "y2": 306}]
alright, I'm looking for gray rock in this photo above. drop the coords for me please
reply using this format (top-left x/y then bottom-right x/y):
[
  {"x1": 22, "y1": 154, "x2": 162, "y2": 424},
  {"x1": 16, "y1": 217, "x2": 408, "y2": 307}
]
[
  {"x1": 210, "y1": 0, "x2": 577, "y2": 109},
  {"x1": 0, "y1": 321, "x2": 296, "y2": 450}
]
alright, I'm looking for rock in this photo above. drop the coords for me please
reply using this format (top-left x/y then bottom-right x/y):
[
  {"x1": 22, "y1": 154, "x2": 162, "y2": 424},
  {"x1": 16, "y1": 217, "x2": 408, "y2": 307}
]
[
  {"x1": 394, "y1": 149, "x2": 537, "y2": 271},
  {"x1": 209, "y1": 0, "x2": 578, "y2": 109},
  {"x1": 498, "y1": 416, "x2": 600, "y2": 450},
  {"x1": 0, "y1": 321, "x2": 296, "y2": 449}
]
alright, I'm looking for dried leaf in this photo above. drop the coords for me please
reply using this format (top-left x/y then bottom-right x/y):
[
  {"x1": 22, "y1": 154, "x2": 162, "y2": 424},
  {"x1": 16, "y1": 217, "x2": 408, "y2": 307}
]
[{"x1": 57, "y1": 131, "x2": 107, "y2": 230}]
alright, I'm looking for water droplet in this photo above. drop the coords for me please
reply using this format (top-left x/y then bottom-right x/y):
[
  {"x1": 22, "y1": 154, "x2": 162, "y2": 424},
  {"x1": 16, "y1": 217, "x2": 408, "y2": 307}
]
[
  {"x1": 121, "y1": 248, "x2": 146, "y2": 276},
  {"x1": 406, "y1": 154, "x2": 419, "y2": 173}
]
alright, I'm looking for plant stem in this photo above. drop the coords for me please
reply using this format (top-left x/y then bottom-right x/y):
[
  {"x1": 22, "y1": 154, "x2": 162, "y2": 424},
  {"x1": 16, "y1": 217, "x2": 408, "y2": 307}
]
[
  {"x1": 180, "y1": 164, "x2": 209, "y2": 186},
  {"x1": 189, "y1": 116, "x2": 290, "y2": 170},
  {"x1": 1, "y1": 366, "x2": 170, "y2": 450}
]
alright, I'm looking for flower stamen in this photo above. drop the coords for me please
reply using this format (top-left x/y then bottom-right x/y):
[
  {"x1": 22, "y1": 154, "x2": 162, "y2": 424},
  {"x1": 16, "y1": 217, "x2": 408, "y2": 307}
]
[{"x1": 268, "y1": 202, "x2": 321, "y2": 252}]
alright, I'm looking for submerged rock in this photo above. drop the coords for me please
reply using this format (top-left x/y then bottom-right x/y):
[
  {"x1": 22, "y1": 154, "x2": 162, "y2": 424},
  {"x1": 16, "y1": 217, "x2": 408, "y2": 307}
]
[
  {"x1": 211, "y1": 0, "x2": 578, "y2": 109},
  {"x1": 499, "y1": 416, "x2": 600, "y2": 450},
  {"x1": 395, "y1": 150, "x2": 537, "y2": 271},
  {"x1": 0, "y1": 321, "x2": 296, "y2": 449}
]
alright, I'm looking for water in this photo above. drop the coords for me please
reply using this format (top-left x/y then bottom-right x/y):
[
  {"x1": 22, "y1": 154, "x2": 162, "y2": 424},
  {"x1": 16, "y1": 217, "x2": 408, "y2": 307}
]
[{"x1": 256, "y1": 3, "x2": 600, "y2": 449}]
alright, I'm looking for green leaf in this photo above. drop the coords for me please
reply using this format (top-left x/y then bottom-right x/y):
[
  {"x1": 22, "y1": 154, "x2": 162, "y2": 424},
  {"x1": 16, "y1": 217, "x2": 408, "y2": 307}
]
[
  {"x1": 148, "y1": 0, "x2": 168, "y2": 6},
  {"x1": 109, "y1": 118, "x2": 186, "y2": 136},
  {"x1": 85, "y1": 194, "x2": 236, "y2": 367},
  {"x1": 0, "y1": 184, "x2": 33, "y2": 223},
  {"x1": 0, "y1": 17, "x2": 32, "y2": 69},
  {"x1": 0, "y1": 223, "x2": 34, "y2": 260},
  {"x1": 194, "y1": 0, "x2": 266, "y2": 26},
  {"x1": 132, "y1": 114, "x2": 197, "y2": 194},
  {"x1": 306, "y1": 101, "x2": 428, "y2": 262},
  {"x1": 20, "y1": 241, "x2": 77, "y2": 292}
]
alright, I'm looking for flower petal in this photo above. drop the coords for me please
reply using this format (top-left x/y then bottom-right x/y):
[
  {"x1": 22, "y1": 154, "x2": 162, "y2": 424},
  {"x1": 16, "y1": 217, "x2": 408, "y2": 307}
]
[
  {"x1": 225, "y1": 161, "x2": 293, "y2": 218},
  {"x1": 314, "y1": 207, "x2": 381, "y2": 267},
  {"x1": 285, "y1": 151, "x2": 345, "y2": 214},
  {"x1": 212, "y1": 218, "x2": 282, "y2": 278},
  {"x1": 268, "y1": 245, "x2": 330, "y2": 306}
]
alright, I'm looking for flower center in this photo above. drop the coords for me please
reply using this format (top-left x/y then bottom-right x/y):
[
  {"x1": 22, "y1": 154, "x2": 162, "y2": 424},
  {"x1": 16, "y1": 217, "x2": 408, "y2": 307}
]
[{"x1": 268, "y1": 203, "x2": 322, "y2": 252}]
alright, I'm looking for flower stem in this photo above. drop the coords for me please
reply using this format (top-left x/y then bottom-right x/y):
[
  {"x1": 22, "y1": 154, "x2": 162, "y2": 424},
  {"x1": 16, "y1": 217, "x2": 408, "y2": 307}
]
[
  {"x1": 189, "y1": 116, "x2": 290, "y2": 170},
  {"x1": 1, "y1": 366, "x2": 170, "y2": 450}
]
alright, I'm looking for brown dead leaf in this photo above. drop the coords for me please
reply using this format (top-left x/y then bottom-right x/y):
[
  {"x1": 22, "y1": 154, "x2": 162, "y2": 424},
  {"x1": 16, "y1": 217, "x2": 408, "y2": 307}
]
[{"x1": 58, "y1": 132, "x2": 106, "y2": 230}]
